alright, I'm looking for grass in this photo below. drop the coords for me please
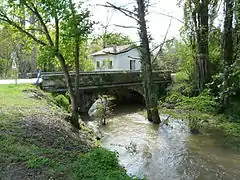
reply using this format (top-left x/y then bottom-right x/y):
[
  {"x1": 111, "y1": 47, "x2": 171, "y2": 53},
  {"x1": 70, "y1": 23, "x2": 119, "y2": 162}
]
[{"x1": 0, "y1": 84, "x2": 137, "y2": 180}]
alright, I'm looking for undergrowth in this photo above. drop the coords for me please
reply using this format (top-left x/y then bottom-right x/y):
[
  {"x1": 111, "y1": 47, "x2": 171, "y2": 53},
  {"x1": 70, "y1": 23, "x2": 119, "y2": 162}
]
[{"x1": 0, "y1": 84, "x2": 137, "y2": 179}]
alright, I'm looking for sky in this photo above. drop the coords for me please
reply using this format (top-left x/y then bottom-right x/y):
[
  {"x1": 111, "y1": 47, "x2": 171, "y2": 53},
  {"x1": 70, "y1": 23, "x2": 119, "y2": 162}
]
[{"x1": 86, "y1": 0, "x2": 183, "y2": 45}]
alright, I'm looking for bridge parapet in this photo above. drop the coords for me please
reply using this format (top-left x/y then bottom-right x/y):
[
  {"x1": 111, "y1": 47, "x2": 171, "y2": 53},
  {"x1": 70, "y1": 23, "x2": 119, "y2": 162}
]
[{"x1": 41, "y1": 71, "x2": 171, "y2": 92}]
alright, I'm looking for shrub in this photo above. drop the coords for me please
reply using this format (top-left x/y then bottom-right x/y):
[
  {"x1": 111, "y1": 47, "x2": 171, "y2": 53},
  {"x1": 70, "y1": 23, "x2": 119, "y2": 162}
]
[
  {"x1": 171, "y1": 72, "x2": 197, "y2": 96},
  {"x1": 177, "y1": 90, "x2": 220, "y2": 113},
  {"x1": 71, "y1": 148, "x2": 139, "y2": 180},
  {"x1": 188, "y1": 113, "x2": 202, "y2": 134},
  {"x1": 54, "y1": 94, "x2": 69, "y2": 111}
]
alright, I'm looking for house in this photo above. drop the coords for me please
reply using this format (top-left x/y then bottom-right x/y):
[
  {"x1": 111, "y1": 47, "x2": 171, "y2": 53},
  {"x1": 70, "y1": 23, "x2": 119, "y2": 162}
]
[{"x1": 91, "y1": 45, "x2": 141, "y2": 71}]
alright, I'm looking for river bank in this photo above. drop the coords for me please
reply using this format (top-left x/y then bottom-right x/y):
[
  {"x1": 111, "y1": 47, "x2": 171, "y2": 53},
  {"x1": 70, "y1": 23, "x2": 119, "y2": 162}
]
[
  {"x1": 160, "y1": 107, "x2": 240, "y2": 152},
  {"x1": 0, "y1": 84, "x2": 139, "y2": 180}
]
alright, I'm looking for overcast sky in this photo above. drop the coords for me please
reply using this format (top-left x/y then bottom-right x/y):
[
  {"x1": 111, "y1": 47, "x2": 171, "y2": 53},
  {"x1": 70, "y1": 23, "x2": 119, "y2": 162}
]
[{"x1": 86, "y1": 0, "x2": 183, "y2": 45}]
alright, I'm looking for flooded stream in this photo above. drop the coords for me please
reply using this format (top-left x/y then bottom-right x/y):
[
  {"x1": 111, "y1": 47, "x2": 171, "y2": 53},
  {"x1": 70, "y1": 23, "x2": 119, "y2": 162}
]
[{"x1": 97, "y1": 105, "x2": 240, "y2": 180}]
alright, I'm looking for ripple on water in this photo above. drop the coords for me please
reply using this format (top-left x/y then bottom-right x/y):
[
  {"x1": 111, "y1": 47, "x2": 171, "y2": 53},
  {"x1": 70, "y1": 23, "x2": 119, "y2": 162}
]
[{"x1": 100, "y1": 109, "x2": 240, "y2": 180}]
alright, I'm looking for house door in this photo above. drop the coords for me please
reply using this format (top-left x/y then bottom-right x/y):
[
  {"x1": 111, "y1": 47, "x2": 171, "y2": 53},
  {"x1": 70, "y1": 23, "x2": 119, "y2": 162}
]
[{"x1": 130, "y1": 60, "x2": 135, "y2": 70}]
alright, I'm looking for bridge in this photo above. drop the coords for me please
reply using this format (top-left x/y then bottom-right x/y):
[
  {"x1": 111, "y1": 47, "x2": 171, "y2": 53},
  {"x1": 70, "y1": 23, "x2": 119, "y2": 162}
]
[{"x1": 39, "y1": 71, "x2": 171, "y2": 112}]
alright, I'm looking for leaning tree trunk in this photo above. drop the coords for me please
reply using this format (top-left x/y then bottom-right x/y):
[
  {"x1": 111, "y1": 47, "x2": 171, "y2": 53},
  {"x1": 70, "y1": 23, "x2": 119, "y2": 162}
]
[
  {"x1": 56, "y1": 53, "x2": 80, "y2": 129},
  {"x1": 136, "y1": 0, "x2": 161, "y2": 123},
  {"x1": 54, "y1": 15, "x2": 79, "y2": 129},
  {"x1": 75, "y1": 37, "x2": 80, "y2": 115}
]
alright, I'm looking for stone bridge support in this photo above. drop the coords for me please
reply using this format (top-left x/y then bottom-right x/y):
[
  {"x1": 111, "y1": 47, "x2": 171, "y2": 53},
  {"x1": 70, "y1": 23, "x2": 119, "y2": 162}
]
[{"x1": 77, "y1": 84, "x2": 168, "y2": 113}]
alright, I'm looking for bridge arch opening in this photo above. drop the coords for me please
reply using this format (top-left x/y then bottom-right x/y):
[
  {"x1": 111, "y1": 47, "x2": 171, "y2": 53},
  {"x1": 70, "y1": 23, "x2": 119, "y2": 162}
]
[
  {"x1": 112, "y1": 89, "x2": 145, "y2": 106},
  {"x1": 84, "y1": 88, "x2": 145, "y2": 117}
]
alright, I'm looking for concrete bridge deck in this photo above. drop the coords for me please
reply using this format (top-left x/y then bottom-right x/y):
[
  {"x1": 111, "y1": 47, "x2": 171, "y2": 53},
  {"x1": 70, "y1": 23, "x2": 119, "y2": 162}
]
[{"x1": 39, "y1": 71, "x2": 171, "y2": 92}]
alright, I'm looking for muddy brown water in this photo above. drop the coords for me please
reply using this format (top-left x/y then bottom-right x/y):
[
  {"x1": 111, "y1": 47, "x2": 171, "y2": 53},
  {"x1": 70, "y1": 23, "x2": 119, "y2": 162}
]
[{"x1": 90, "y1": 105, "x2": 240, "y2": 180}]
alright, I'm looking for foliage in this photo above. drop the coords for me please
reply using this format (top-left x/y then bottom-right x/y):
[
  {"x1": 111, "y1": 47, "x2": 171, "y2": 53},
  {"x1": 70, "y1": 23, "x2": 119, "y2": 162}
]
[
  {"x1": 188, "y1": 113, "x2": 202, "y2": 133},
  {"x1": 0, "y1": 24, "x2": 35, "y2": 78},
  {"x1": 54, "y1": 94, "x2": 69, "y2": 112},
  {"x1": 91, "y1": 32, "x2": 133, "y2": 52},
  {"x1": 171, "y1": 72, "x2": 197, "y2": 96},
  {"x1": 164, "y1": 90, "x2": 220, "y2": 114},
  {"x1": 208, "y1": 61, "x2": 240, "y2": 106},
  {"x1": 71, "y1": 148, "x2": 139, "y2": 180}
]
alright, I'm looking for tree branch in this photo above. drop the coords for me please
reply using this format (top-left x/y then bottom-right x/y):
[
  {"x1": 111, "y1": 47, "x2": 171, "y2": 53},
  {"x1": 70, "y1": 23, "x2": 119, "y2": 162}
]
[
  {"x1": 25, "y1": 28, "x2": 46, "y2": 34},
  {"x1": 55, "y1": 16, "x2": 59, "y2": 52},
  {"x1": 113, "y1": 24, "x2": 139, "y2": 29},
  {"x1": 151, "y1": 11, "x2": 184, "y2": 24},
  {"x1": 100, "y1": 2, "x2": 139, "y2": 22},
  {"x1": 152, "y1": 19, "x2": 172, "y2": 64},
  {"x1": 24, "y1": 1, "x2": 54, "y2": 46},
  {"x1": 0, "y1": 16, "x2": 47, "y2": 46}
]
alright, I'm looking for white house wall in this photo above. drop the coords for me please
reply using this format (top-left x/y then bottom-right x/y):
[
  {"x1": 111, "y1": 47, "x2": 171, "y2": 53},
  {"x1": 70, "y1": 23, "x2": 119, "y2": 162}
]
[
  {"x1": 92, "y1": 48, "x2": 141, "y2": 71},
  {"x1": 116, "y1": 49, "x2": 141, "y2": 70}
]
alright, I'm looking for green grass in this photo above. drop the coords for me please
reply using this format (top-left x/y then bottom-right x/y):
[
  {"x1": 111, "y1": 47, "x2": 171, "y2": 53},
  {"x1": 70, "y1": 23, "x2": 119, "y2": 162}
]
[{"x1": 0, "y1": 84, "x2": 137, "y2": 179}]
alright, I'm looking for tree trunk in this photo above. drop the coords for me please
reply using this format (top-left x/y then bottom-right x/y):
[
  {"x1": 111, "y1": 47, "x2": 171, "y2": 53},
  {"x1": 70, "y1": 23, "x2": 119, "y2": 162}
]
[
  {"x1": 30, "y1": 15, "x2": 37, "y2": 72},
  {"x1": 136, "y1": 0, "x2": 161, "y2": 123},
  {"x1": 223, "y1": 0, "x2": 233, "y2": 65},
  {"x1": 75, "y1": 37, "x2": 80, "y2": 113},
  {"x1": 194, "y1": 0, "x2": 211, "y2": 92},
  {"x1": 223, "y1": 0, "x2": 234, "y2": 107},
  {"x1": 56, "y1": 53, "x2": 80, "y2": 129},
  {"x1": 54, "y1": 15, "x2": 79, "y2": 129}
]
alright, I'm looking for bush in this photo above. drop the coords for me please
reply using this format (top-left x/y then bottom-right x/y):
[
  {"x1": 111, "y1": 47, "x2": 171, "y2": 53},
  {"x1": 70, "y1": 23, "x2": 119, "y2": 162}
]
[
  {"x1": 71, "y1": 148, "x2": 140, "y2": 180},
  {"x1": 188, "y1": 113, "x2": 202, "y2": 134},
  {"x1": 177, "y1": 90, "x2": 220, "y2": 113},
  {"x1": 171, "y1": 72, "x2": 197, "y2": 96},
  {"x1": 164, "y1": 90, "x2": 220, "y2": 114},
  {"x1": 54, "y1": 94, "x2": 69, "y2": 111}
]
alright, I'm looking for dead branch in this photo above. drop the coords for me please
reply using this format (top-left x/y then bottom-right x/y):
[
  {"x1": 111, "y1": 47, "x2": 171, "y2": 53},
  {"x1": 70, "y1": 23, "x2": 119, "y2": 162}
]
[
  {"x1": 114, "y1": 24, "x2": 139, "y2": 29},
  {"x1": 99, "y1": 2, "x2": 139, "y2": 22},
  {"x1": 151, "y1": 11, "x2": 184, "y2": 24},
  {"x1": 152, "y1": 19, "x2": 172, "y2": 64}
]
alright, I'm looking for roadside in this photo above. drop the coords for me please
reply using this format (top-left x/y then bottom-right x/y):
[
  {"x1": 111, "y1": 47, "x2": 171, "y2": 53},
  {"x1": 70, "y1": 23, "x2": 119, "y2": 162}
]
[
  {"x1": 0, "y1": 84, "x2": 139, "y2": 180},
  {"x1": 0, "y1": 78, "x2": 42, "y2": 85}
]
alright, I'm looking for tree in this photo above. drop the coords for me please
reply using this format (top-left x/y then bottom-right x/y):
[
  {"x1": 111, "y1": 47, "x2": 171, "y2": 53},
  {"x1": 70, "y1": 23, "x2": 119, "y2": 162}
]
[
  {"x1": 182, "y1": 0, "x2": 218, "y2": 92},
  {"x1": 91, "y1": 32, "x2": 133, "y2": 53},
  {"x1": 96, "y1": 95, "x2": 113, "y2": 125},
  {"x1": 104, "y1": 0, "x2": 161, "y2": 123},
  {"x1": 0, "y1": 0, "x2": 92, "y2": 129}
]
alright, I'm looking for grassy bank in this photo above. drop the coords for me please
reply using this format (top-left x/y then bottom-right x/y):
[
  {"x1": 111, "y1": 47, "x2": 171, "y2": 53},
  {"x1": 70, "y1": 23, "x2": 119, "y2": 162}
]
[{"x1": 0, "y1": 84, "x2": 138, "y2": 180}]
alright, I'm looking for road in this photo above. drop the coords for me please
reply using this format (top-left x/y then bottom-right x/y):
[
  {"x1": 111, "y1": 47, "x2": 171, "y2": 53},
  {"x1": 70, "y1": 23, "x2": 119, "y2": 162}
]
[{"x1": 0, "y1": 78, "x2": 42, "y2": 85}]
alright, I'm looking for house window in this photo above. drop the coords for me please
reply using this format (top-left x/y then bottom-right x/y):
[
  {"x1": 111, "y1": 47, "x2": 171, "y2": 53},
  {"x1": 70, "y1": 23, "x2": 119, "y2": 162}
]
[
  {"x1": 103, "y1": 59, "x2": 112, "y2": 69},
  {"x1": 96, "y1": 61, "x2": 100, "y2": 69},
  {"x1": 130, "y1": 60, "x2": 135, "y2": 70}
]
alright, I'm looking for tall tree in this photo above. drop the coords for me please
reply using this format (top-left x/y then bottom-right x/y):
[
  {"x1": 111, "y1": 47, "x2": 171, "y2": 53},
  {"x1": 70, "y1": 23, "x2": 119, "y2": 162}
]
[
  {"x1": 223, "y1": 0, "x2": 233, "y2": 65},
  {"x1": 182, "y1": 0, "x2": 217, "y2": 91},
  {"x1": 136, "y1": 0, "x2": 160, "y2": 123},
  {"x1": 0, "y1": 0, "x2": 92, "y2": 129},
  {"x1": 222, "y1": 0, "x2": 234, "y2": 106},
  {"x1": 104, "y1": 0, "x2": 161, "y2": 123}
]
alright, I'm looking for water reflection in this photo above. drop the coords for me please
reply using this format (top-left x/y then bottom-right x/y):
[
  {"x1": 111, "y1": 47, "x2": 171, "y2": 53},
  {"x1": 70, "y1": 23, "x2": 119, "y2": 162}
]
[{"x1": 99, "y1": 106, "x2": 240, "y2": 180}]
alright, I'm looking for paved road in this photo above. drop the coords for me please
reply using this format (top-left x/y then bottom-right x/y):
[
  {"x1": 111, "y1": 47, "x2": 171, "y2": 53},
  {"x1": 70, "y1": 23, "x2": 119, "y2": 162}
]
[{"x1": 0, "y1": 78, "x2": 42, "y2": 85}]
